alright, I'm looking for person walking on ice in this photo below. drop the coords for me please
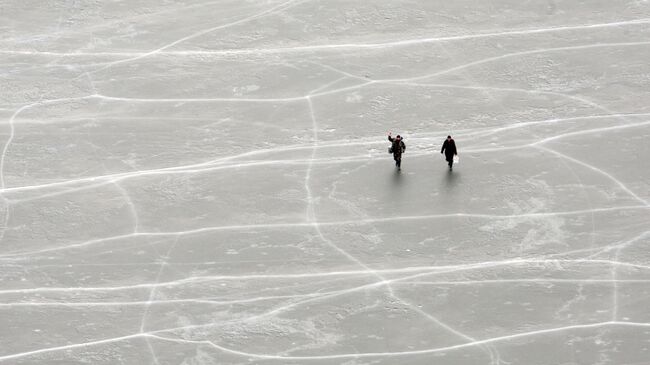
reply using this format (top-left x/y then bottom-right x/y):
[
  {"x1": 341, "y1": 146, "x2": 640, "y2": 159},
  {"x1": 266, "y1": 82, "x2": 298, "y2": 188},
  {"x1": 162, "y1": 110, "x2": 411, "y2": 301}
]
[
  {"x1": 441, "y1": 135, "x2": 457, "y2": 170},
  {"x1": 388, "y1": 132, "x2": 406, "y2": 171}
]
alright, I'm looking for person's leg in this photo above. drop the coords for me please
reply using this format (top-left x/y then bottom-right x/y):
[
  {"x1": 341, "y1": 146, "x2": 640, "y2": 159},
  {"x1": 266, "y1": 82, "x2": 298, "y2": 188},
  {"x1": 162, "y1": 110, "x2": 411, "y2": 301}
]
[{"x1": 397, "y1": 158, "x2": 401, "y2": 169}]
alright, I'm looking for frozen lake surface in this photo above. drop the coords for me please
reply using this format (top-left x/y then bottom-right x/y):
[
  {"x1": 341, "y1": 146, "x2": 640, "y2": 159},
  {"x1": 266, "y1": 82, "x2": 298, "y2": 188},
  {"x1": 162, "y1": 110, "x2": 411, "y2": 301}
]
[{"x1": 2, "y1": 1, "x2": 650, "y2": 364}]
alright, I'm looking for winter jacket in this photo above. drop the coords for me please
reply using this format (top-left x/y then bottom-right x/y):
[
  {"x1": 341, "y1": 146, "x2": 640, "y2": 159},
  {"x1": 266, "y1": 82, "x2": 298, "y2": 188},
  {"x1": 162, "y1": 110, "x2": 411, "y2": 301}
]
[
  {"x1": 388, "y1": 136, "x2": 406, "y2": 160},
  {"x1": 441, "y1": 139, "x2": 457, "y2": 161}
]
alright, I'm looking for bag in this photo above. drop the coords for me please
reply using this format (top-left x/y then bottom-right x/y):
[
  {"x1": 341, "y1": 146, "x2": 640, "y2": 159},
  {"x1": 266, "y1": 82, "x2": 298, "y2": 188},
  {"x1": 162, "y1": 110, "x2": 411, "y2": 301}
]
[
  {"x1": 453, "y1": 155, "x2": 459, "y2": 164},
  {"x1": 388, "y1": 147, "x2": 393, "y2": 154}
]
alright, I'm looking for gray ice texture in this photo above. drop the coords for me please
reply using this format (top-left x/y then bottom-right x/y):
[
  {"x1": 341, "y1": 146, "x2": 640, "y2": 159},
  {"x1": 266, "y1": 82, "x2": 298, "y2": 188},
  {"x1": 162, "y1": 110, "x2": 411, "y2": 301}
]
[{"x1": 1, "y1": 1, "x2": 650, "y2": 364}]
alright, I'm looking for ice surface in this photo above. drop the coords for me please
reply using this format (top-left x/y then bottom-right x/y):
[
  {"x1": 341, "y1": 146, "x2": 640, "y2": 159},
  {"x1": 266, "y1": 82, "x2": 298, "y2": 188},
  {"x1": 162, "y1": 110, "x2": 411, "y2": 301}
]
[{"x1": 1, "y1": 0, "x2": 650, "y2": 364}]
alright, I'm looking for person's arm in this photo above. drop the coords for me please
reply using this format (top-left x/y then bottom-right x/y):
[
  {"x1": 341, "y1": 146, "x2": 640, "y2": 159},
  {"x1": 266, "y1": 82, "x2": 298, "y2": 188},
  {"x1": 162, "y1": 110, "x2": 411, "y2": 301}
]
[
  {"x1": 388, "y1": 135, "x2": 394, "y2": 142},
  {"x1": 441, "y1": 140, "x2": 446, "y2": 154},
  {"x1": 453, "y1": 142, "x2": 458, "y2": 155},
  {"x1": 401, "y1": 141, "x2": 406, "y2": 152}
]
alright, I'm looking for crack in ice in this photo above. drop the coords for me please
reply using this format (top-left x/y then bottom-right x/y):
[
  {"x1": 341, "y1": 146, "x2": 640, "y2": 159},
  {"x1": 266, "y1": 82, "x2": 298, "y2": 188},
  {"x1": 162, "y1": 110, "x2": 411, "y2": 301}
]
[
  {"x1": 0, "y1": 205, "x2": 647, "y2": 259},
  {"x1": 4, "y1": 18, "x2": 650, "y2": 58},
  {"x1": 2, "y1": 321, "x2": 649, "y2": 362}
]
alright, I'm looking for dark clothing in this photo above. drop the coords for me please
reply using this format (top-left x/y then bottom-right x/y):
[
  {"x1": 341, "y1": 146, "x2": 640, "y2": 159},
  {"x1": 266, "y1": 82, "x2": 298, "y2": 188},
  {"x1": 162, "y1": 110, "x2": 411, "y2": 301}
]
[
  {"x1": 388, "y1": 136, "x2": 406, "y2": 158},
  {"x1": 441, "y1": 139, "x2": 457, "y2": 169},
  {"x1": 388, "y1": 136, "x2": 406, "y2": 170}
]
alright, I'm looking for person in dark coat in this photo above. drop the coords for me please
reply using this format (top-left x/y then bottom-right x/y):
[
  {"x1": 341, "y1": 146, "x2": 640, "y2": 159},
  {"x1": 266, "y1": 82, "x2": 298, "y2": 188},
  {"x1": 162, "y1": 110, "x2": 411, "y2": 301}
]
[
  {"x1": 388, "y1": 132, "x2": 406, "y2": 171},
  {"x1": 441, "y1": 135, "x2": 457, "y2": 170}
]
